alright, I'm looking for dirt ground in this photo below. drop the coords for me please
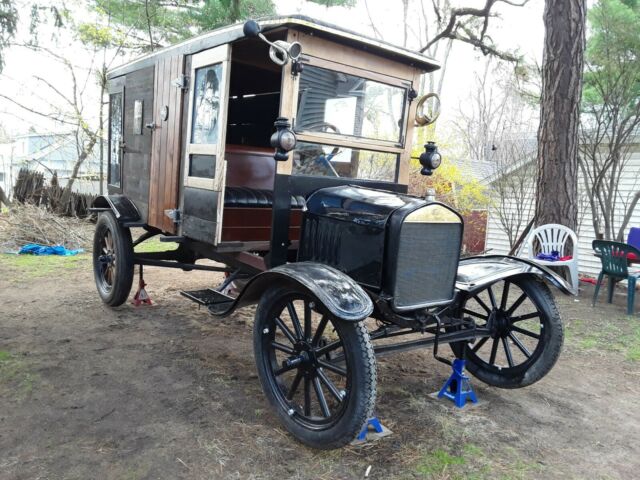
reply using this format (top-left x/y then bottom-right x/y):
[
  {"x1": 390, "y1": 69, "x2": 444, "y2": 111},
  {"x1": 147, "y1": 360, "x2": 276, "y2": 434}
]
[{"x1": 1, "y1": 252, "x2": 639, "y2": 480}]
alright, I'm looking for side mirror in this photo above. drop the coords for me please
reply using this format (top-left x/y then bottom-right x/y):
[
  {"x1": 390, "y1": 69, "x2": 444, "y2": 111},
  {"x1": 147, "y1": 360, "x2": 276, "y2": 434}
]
[{"x1": 243, "y1": 20, "x2": 261, "y2": 38}]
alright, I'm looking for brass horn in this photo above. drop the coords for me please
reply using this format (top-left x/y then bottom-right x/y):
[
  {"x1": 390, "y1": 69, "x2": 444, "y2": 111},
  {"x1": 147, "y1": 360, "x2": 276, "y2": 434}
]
[
  {"x1": 415, "y1": 93, "x2": 441, "y2": 126},
  {"x1": 269, "y1": 40, "x2": 303, "y2": 66}
]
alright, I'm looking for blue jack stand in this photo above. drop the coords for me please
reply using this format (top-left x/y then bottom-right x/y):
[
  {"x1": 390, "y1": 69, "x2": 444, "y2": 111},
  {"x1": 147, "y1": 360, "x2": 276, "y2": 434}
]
[
  {"x1": 357, "y1": 417, "x2": 385, "y2": 441},
  {"x1": 438, "y1": 358, "x2": 478, "y2": 408}
]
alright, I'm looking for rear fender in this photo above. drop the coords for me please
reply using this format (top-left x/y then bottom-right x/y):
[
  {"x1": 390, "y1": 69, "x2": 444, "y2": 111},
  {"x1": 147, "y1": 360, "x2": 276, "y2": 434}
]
[
  {"x1": 212, "y1": 262, "x2": 374, "y2": 322},
  {"x1": 455, "y1": 255, "x2": 575, "y2": 296},
  {"x1": 90, "y1": 195, "x2": 141, "y2": 225}
]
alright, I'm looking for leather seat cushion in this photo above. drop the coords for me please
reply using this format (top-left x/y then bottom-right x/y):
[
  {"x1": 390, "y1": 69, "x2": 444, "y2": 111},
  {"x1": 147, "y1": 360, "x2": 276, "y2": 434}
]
[{"x1": 224, "y1": 187, "x2": 305, "y2": 208}]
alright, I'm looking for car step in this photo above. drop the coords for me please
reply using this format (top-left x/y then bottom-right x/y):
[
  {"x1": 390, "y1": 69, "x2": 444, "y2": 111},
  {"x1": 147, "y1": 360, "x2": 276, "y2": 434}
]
[{"x1": 180, "y1": 289, "x2": 234, "y2": 307}]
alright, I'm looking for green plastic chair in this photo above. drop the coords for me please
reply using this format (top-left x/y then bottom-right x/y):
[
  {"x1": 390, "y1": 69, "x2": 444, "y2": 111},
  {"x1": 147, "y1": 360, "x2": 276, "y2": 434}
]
[{"x1": 592, "y1": 240, "x2": 640, "y2": 315}]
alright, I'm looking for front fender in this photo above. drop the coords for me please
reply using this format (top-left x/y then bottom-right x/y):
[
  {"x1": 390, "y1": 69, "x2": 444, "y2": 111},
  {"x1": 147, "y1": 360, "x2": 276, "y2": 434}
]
[
  {"x1": 456, "y1": 255, "x2": 575, "y2": 296},
  {"x1": 90, "y1": 195, "x2": 141, "y2": 224},
  {"x1": 211, "y1": 262, "x2": 374, "y2": 322}
]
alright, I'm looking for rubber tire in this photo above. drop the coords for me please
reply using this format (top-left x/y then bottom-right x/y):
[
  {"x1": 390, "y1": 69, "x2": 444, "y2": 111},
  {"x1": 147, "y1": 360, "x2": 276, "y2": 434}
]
[
  {"x1": 93, "y1": 212, "x2": 134, "y2": 307},
  {"x1": 451, "y1": 277, "x2": 564, "y2": 389},
  {"x1": 253, "y1": 286, "x2": 377, "y2": 449}
]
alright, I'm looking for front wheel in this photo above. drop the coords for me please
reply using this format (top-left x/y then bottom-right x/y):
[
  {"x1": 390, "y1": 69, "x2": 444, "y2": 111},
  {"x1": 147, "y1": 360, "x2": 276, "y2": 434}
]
[
  {"x1": 451, "y1": 276, "x2": 563, "y2": 388},
  {"x1": 253, "y1": 287, "x2": 376, "y2": 449},
  {"x1": 92, "y1": 212, "x2": 134, "y2": 307}
]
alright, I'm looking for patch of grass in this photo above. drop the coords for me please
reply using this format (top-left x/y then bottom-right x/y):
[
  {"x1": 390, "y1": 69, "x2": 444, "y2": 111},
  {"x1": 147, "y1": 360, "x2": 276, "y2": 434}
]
[
  {"x1": 405, "y1": 442, "x2": 541, "y2": 480},
  {"x1": 134, "y1": 237, "x2": 177, "y2": 253},
  {"x1": 564, "y1": 310, "x2": 640, "y2": 361},
  {"x1": 0, "y1": 253, "x2": 89, "y2": 279},
  {"x1": 416, "y1": 449, "x2": 465, "y2": 476},
  {"x1": 0, "y1": 350, "x2": 37, "y2": 399}
]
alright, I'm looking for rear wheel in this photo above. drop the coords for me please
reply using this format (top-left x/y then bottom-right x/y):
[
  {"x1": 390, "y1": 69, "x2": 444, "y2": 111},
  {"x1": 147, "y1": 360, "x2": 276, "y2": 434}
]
[
  {"x1": 92, "y1": 212, "x2": 134, "y2": 306},
  {"x1": 451, "y1": 276, "x2": 563, "y2": 388},
  {"x1": 253, "y1": 286, "x2": 376, "y2": 449}
]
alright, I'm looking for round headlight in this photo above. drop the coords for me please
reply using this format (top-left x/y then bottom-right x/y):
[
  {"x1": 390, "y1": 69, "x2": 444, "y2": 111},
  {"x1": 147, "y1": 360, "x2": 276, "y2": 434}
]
[
  {"x1": 429, "y1": 152, "x2": 442, "y2": 169},
  {"x1": 279, "y1": 130, "x2": 297, "y2": 151}
]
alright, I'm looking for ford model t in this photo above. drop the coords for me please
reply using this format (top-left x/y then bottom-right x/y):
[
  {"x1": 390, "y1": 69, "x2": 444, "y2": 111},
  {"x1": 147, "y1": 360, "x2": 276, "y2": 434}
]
[{"x1": 91, "y1": 16, "x2": 572, "y2": 449}]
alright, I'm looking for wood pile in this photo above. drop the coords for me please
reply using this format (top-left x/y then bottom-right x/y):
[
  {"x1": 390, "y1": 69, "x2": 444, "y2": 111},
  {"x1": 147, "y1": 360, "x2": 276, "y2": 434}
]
[{"x1": 0, "y1": 203, "x2": 94, "y2": 252}]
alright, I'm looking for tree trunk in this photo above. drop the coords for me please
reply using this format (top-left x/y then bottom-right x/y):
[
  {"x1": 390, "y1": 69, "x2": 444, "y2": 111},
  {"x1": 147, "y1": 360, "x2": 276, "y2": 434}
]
[
  {"x1": 535, "y1": 0, "x2": 586, "y2": 230},
  {"x1": 0, "y1": 185, "x2": 9, "y2": 207}
]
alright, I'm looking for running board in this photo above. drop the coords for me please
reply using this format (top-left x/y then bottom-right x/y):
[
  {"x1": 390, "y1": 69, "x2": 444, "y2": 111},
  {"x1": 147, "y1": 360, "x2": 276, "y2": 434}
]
[{"x1": 180, "y1": 289, "x2": 234, "y2": 308}]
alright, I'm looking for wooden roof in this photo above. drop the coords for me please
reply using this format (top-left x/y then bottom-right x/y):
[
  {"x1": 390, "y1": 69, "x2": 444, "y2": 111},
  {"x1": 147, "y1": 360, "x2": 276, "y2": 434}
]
[{"x1": 108, "y1": 15, "x2": 440, "y2": 79}]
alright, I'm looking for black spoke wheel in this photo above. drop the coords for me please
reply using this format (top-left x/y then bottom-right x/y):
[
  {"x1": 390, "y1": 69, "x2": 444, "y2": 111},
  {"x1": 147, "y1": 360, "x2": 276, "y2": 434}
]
[
  {"x1": 92, "y1": 212, "x2": 134, "y2": 307},
  {"x1": 451, "y1": 276, "x2": 563, "y2": 388},
  {"x1": 253, "y1": 286, "x2": 376, "y2": 449}
]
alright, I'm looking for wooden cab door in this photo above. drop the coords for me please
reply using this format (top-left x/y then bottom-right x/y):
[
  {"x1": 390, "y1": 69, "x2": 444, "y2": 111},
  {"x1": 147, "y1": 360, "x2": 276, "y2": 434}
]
[
  {"x1": 179, "y1": 45, "x2": 231, "y2": 244},
  {"x1": 148, "y1": 54, "x2": 185, "y2": 233}
]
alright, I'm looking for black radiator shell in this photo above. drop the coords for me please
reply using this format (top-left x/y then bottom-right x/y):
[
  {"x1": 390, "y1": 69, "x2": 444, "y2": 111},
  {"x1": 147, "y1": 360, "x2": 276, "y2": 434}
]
[{"x1": 298, "y1": 185, "x2": 463, "y2": 300}]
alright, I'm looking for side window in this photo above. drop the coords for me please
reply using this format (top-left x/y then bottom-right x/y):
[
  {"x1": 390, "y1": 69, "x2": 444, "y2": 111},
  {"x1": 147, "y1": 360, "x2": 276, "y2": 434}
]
[
  {"x1": 183, "y1": 45, "x2": 230, "y2": 190},
  {"x1": 108, "y1": 91, "x2": 124, "y2": 187},
  {"x1": 191, "y1": 64, "x2": 222, "y2": 147}
]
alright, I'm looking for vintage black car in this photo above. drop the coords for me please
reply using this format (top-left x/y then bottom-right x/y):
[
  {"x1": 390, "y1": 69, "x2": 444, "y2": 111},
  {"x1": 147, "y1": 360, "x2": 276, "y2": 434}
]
[{"x1": 91, "y1": 16, "x2": 573, "y2": 449}]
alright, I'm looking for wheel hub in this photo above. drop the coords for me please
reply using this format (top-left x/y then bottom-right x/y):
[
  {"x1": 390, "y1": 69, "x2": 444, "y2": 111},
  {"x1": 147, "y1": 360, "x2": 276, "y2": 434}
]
[
  {"x1": 489, "y1": 309, "x2": 512, "y2": 338},
  {"x1": 285, "y1": 340, "x2": 321, "y2": 373}
]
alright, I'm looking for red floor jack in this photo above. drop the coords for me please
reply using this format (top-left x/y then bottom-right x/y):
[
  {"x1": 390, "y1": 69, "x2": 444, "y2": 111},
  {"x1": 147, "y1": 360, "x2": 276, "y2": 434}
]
[{"x1": 132, "y1": 265, "x2": 153, "y2": 306}]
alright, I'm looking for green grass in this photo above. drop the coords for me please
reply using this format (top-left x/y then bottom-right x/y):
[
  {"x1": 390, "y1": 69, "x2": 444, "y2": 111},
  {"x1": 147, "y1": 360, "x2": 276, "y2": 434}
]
[
  {"x1": 416, "y1": 449, "x2": 466, "y2": 477},
  {"x1": 565, "y1": 312, "x2": 640, "y2": 362},
  {"x1": 407, "y1": 443, "x2": 541, "y2": 480},
  {"x1": 0, "y1": 350, "x2": 37, "y2": 399},
  {"x1": 133, "y1": 237, "x2": 177, "y2": 253},
  {"x1": 0, "y1": 253, "x2": 90, "y2": 279}
]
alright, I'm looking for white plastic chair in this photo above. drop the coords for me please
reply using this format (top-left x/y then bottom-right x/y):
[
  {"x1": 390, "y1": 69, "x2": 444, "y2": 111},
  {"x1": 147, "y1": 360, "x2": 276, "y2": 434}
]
[{"x1": 526, "y1": 224, "x2": 579, "y2": 294}]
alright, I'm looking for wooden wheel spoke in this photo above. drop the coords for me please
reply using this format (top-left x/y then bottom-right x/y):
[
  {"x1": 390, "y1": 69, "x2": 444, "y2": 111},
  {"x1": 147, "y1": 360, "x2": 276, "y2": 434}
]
[
  {"x1": 304, "y1": 302, "x2": 312, "y2": 340},
  {"x1": 317, "y1": 368, "x2": 343, "y2": 402},
  {"x1": 287, "y1": 370, "x2": 303, "y2": 400},
  {"x1": 287, "y1": 303, "x2": 304, "y2": 340},
  {"x1": 303, "y1": 376, "x2": 311, "y2": 416},
  {"x1": 471, "y1": 336, "x2": 489, "y2": 353},
  {"x1": 502, "y1": 337, "x2": 515, "y2": 367},
  {"x1": 271, "y1": 341, "x2": 295, "y2": 355},
  {"x1": 315, "y1": 340, "x2": 342, "y2": 357},
  {"x1": 274, "y1": 363, "x2": 297, "y2": 376},
  {"x1": 511, "y1": 312, "x2": 540, "y2": 322},
  {"x1": 275, "y1": 317, "x2": 297, "y2": 344},
  {"x1": 463, "y1": 308, "x2": 488, "y2": 321},
  {"x1": 317, "y1": 359, "x2": 346, "y2": 376},
  {"x1": 508, "y1": 332, "x2": 532, "y2": 358},
  {"x1": 311, "y1": 315, "x2": 329, "y2": 346},
  {"x1": 511, "y1": 325, "x2": 540, "y2": 339},
  {"x1": 489, "y1": 337, "x2": 499, "y2": 365},
  {"x1": 313, "y1": 376, "x2": 331, "y2": 417},
  {"x1": 473, "y1": 295, "x2": 492, "y2": 314},
  {"x1": 500, "y1": 282, "x2": 510, "y2": 310},
  {"x1": 487, "y1": 285, "x2": 498, "y2": 309},
  {"x1": 506, "y1": 293, "x2": 527, "y2": 316}
]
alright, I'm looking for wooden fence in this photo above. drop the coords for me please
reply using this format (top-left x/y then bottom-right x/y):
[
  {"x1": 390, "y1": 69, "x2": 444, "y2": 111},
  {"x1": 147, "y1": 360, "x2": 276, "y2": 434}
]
[{"x1": 12, "y1": 168, "x2": 96, "y2": 217}]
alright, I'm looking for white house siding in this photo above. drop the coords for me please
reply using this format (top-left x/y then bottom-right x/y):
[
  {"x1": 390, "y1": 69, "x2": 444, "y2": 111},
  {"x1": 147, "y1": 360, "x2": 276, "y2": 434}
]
[{"x1": 485, "y1": 147, "x2": 640, "y2": 279}]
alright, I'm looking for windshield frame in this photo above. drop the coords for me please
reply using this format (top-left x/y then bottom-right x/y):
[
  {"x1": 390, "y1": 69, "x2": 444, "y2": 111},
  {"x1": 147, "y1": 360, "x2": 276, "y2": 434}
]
[{"x1": 292, "y1": 56, "x2": 411, "y2": 156}]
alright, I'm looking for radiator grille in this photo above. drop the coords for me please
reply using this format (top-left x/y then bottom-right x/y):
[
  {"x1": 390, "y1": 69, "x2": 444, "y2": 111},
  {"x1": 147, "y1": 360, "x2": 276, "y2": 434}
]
[{"x1": 393, "y1": 222, "x2": 462, "y2": 309}]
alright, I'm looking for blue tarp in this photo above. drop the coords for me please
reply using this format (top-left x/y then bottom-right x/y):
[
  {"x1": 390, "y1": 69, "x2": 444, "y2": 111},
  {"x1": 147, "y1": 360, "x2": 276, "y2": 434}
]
[{"x1": 18, "y1": 244, "x2": 83, "y2": 256}]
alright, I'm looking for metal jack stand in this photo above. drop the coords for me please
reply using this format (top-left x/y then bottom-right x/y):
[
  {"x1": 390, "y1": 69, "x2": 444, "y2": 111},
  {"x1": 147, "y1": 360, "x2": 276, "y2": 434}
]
[
  {"x1": 438, "y1": 358, "x2": 478, "y2": 408},
  {"x1": 352, "y1": 416, "x2": 392, "y2": 444},
  {"x1": 132, "y1": 265, "x2": 153, "y2": 306}
]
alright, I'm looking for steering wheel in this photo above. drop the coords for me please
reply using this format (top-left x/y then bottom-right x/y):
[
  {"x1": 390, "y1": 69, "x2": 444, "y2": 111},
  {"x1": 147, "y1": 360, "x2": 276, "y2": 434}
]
[{"x1": 303, "y1": 122, "x2": 342, "y2": 176}]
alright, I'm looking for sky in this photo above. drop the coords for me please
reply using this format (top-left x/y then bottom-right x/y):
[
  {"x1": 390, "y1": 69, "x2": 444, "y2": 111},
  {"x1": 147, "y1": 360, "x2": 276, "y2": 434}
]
[{"x1": 0, "y1": 0, "x2": 547, "y2": 138}]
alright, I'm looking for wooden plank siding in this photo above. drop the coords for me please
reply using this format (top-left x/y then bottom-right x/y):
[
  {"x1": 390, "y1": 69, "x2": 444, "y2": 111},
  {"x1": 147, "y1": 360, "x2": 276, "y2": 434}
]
[
  {"x1": 148, "y1": 55, "x2": 185, "y2": 233},
  {"x1": 485, "y1": 146, "x2": 640, "y2": 279},
  {"x1": 121, "y1": 66, "x2": 154, "y2": 222}
]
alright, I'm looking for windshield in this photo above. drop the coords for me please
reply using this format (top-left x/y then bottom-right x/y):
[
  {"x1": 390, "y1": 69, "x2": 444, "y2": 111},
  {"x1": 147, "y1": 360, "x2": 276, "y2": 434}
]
[
  {"x1": 292, "y1": 141, "x2": 398, "y2": 182},
  {"x1": 296, "y1": 65, "x2": 406, "y2": 144}
]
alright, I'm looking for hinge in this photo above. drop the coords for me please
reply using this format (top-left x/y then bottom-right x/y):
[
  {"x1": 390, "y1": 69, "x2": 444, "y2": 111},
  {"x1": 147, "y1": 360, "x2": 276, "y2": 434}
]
[
  {"x1": 173, "y1": 74, "x2": 189, "y2": 90},
  {"x1": 164, "y1": 208, "x2": 181, "y2": 224}
]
